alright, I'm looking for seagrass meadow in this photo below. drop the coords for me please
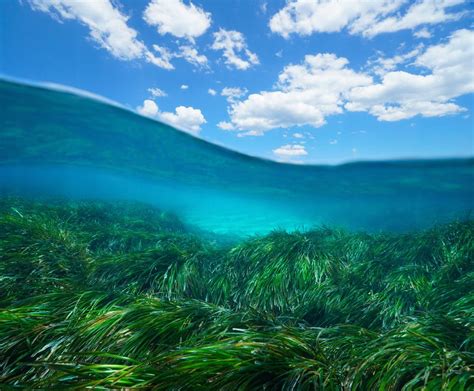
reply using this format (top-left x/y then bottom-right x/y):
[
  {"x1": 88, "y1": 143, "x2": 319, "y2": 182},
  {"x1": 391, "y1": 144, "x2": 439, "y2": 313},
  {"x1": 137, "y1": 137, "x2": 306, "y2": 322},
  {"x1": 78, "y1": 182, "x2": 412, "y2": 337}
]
[{"x1": 0, "y1": 197, "x2": 473, "y2": 390}]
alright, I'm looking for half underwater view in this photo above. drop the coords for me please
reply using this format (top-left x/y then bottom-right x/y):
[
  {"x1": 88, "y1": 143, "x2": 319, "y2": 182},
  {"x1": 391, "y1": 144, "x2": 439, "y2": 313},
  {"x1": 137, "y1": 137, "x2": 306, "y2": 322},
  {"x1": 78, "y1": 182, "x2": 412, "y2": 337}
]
[{"x1": 1, "y1": 1, "x2": 473, "y2": 389}]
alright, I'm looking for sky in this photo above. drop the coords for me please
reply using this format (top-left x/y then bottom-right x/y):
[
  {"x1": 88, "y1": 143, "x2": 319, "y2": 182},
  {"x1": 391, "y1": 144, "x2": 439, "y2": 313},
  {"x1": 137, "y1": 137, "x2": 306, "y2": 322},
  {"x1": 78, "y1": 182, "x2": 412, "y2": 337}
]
[{"x1": 1, "y1": 0, "x2": 473, "y2": 164}]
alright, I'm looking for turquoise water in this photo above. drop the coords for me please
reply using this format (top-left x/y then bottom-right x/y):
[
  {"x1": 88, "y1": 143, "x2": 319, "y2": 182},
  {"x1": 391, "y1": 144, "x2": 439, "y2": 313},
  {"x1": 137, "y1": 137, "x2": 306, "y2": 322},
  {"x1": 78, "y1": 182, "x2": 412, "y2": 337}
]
[{"x1": 1, "y1": 79, "x2": 473, "y2": 235}]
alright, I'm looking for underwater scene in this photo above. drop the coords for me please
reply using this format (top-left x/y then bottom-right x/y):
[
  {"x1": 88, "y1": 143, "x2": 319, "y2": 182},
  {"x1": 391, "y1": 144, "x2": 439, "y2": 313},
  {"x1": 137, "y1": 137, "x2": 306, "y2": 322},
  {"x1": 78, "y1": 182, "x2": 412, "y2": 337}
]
[
  {"x1": 1, "y1": 79, "x2": 473, "y2": 389},
  {"x1": 1, "y1": 0, "x2": 474, "y2": 389}
]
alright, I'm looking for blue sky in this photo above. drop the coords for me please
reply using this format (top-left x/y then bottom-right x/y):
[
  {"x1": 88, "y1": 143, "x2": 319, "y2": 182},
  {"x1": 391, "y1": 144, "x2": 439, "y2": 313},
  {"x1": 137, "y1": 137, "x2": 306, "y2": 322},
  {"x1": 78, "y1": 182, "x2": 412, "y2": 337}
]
[{"x1": 1, "y1": 0, "x2": 473, "y2": 164}]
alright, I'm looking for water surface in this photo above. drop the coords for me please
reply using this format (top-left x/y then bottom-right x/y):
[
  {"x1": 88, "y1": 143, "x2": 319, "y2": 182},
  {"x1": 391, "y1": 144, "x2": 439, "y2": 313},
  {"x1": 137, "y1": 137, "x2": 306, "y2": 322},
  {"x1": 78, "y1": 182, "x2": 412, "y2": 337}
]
[{"x1": 1, "y1": 79, "x2": 473, "y2": 234}]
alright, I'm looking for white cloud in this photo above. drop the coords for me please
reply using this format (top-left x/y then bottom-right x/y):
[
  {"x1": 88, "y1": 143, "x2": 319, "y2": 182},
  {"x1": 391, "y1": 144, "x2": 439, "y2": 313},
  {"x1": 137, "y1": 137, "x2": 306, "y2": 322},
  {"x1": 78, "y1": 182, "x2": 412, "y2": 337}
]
[
  {"x1": 28, "y1": 0, "x2": 176, "y2": 70},
  {"x1": 220, "y1": 29, "x2": 473, "y2": 132},
  {"x1": 208, "y1": 88, "x2": 217, "y2": 96},
  {"x1": 148, "y1": 44, "x2": 175, "y2": 69},
  {"x1": 329, "y1": 139, "x2": 338, "y2": 144},
  {"x1": 269, "y1": 0, "x2": 401, "y2": 38},
  {"x1": 137, "y1": 99, "x2": 159, "y2": 117},
  {"x1": 269, "y1": 0, "x2": 465, "y2": 38},
  {"x1": 217, "y1": 121, "x2": 234, "y2": 131},
  {"x1": 223, "y1": 53, "x2": 372, "y2": 133},
  {"x1": 273, "y1": 144, "x2": 308, "y2": 157},
  {"x1": 415, "y1": 28, "x2": 472, "y2": 71},
  {"x1": 368, "y1": 46, "x2": 423, "y2": 76},
  {"x1": 414, "y1": 27, "x2": 432, "y2": 39},
  {"x1": 221, "y1": 87, "x2": 248, "y2": 102},
  {"x1": 211, "y1": 29, "x2": 259, "y2": 70},
  {"x1": 148, "y1": 87, "x2": 167, "y2": 98},
  {"x1": 28, "y1": 0, "x2": 144, "y2": 60},
  {"x1": 143, "y1": 0, "x2": 211, "y2": 41},
  {"x1": 360, "y1": 101, "x2": 464, "y2": 121},
  {"x1": 148, "y1": 44, "x2": 209, "y2": 70},
  {"x1": 181, "y1": 84, "x2": 189, "y2": 90},
  {"x1": 137, "y1": 100, "x2": 206, "y2": 134},
  {"x1": 347, "y1": 29, "x2": 474, "y2": 120},
  {"x1": 293, "y1": 132, "x2": 304, "y2": 138},
  {"x1": 160, "y1": 106, "x2": 206, "y2": 134},
  {"x1": 237, "y1": 130, "x2": 264, "y2": 137},
  {"x1": 361, "y1": 0, "x2": 466, "y2": 37},
  {"x1": 177, "y1": 45, "x2": 209, "y2": 68}
]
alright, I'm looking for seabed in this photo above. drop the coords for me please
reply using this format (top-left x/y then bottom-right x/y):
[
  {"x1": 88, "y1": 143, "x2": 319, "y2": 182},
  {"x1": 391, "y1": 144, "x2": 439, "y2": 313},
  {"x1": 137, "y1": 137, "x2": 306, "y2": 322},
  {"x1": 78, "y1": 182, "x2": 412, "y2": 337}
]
[{"x1": 0, "y1": 197, "x2": 472, "y2": 389}]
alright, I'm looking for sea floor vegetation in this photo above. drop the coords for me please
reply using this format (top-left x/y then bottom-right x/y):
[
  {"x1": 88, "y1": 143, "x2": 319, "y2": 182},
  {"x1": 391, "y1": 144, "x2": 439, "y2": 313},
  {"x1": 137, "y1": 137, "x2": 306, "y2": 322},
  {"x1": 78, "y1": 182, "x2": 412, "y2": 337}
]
[{"x1": 0, "y1": 196, "x2": 472, "y2": 389}]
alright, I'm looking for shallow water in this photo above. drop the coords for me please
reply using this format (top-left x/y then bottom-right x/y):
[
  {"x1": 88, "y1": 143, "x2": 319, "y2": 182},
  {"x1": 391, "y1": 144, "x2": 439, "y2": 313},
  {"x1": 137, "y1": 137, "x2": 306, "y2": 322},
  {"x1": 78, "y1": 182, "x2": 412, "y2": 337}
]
[{"x1": 1, "y1": 79, "x2": 473, "y2": 234}]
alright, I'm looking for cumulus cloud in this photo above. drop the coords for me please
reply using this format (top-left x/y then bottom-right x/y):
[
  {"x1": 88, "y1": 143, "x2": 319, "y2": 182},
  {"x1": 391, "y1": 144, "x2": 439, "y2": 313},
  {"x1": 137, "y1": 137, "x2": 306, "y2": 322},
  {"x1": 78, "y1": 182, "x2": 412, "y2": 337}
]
[
  {"x1": 28, "y1": 0, "x2": 176, "y2": 70},
  {"x1": 211, "y1": 29, "x2": 259, "y2": 70},
  {"x1": 160, "y1": 106, "x2": 206, "y2": 134},
  {"x1": 221, "y1": 87, "x2": 248, "y2": 102},
  {"x1": 148, "y1": 44, "x2": 209, "y2": 69},
  {"x1": 28, "y1": 0, "x2": 144, "y2": 60},
  {"x1": 368, "y1": 46, "x2": 424, "y2": 76},
  {"x1": 361, "y1": 0, "x2": 466, "y2": 37},
  {"x1": 217, "y1": 121, "x2": 234, "y2": 131},
  {"x1": 346, "y1": 29, "x2": 474, "y2": 120},
  {"x1": 137, "y1": 99, "x2": 206, "y2": 135},
  {"x1": 137, "y1": 99, "x2": 159, "y2": 117},
  {"x1": 223, "y1": 53, "x2": 372, "y2": 133},
  {"x1": 180, "y1": 84, "x2": 189, "y2": 90},
  {"x1": 273, "y1": 144, "x2": 308, "y2": 157},
  {"x1": 177, "y1": 45, "x2": 208, "y2": 68},
  {"x1": 143, "y1": 0, "x2": 211, "y2": 41},
  {"x1": 218, "y1": 29, "x2": 473, "y2": 133},
  {"x1": 415, "y1": 28, "x2": 472, "y2": 70},
  {"x1": 208, "y1": 88, "x2": 217, "y2": 96},
  {"x1": 148, "y1": 44, "x2": 175, "y2": 69},
  {"x1": 269, "y1": 0, "x2": 465, "y2": 38}
]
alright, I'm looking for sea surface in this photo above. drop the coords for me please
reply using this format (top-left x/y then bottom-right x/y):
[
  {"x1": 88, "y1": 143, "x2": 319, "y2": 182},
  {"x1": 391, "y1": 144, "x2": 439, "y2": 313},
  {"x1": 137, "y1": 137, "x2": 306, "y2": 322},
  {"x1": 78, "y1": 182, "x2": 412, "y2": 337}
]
[{"x1": 1, "y1": 78, "x2": 473, "y2": 235}]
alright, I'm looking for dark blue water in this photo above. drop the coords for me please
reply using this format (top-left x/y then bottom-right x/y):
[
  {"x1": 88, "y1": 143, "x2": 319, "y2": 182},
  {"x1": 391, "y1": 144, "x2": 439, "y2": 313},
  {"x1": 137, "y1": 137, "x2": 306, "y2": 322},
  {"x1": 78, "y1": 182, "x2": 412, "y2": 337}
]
[{"x1": 1, "y1": 79, "x2": 473, "y2": 234}]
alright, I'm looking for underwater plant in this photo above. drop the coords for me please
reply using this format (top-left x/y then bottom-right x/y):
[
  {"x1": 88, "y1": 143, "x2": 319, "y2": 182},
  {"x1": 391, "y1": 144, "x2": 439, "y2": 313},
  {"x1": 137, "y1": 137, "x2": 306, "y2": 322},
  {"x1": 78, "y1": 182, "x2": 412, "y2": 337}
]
[{"x1": 0, "y1": 197, "x2": 472, "y2": 389}]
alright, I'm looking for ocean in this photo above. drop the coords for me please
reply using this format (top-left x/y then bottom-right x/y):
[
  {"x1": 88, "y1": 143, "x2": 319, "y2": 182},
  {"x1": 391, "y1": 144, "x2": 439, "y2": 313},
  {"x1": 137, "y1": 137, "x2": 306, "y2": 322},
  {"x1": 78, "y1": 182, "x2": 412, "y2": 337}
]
[{"x1": 1, "y1": 78, "x2": 473, "y2": 389}]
